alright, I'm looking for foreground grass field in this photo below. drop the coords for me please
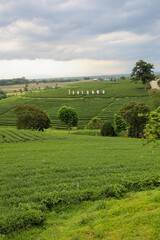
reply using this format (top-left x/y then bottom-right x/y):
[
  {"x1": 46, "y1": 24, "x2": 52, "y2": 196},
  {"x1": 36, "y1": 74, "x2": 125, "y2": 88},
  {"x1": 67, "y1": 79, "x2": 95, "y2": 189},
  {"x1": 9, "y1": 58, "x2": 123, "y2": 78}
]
[
  {"x1": 9, "y1": 188, "x2": 160, "y2": 240},
  {"x1": 0, "y1": 128, "x2": 160, "y2": 238}
]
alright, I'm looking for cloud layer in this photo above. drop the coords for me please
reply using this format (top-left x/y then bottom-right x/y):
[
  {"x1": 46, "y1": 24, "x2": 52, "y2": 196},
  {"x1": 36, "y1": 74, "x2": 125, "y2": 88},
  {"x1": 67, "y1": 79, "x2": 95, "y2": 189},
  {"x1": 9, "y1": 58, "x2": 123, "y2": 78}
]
[{"x1": 0, "y1": 0, "x2": 160, "y2": 77}]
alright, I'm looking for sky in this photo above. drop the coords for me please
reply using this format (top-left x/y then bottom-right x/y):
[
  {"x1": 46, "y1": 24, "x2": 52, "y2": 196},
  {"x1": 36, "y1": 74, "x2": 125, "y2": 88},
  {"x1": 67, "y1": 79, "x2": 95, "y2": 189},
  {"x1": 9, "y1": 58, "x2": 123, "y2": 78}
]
[{"x1": 0, "y1": 0, "x2": 160, "y2": 79}]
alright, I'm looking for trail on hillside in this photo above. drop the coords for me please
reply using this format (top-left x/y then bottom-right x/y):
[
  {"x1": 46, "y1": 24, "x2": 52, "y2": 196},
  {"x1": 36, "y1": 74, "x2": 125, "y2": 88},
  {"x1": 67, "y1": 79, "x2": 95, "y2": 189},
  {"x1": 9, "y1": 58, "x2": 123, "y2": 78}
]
[{"x1": 97, "y1": 98, "x2": 116, "y2": 118}]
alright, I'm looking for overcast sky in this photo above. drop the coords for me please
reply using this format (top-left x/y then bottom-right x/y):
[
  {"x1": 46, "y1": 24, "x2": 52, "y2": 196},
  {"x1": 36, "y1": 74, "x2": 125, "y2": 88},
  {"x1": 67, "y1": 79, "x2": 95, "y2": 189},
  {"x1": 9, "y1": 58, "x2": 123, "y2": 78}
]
[{"x1": 0, "y1": 0, "x2": 160, "y2": 78}]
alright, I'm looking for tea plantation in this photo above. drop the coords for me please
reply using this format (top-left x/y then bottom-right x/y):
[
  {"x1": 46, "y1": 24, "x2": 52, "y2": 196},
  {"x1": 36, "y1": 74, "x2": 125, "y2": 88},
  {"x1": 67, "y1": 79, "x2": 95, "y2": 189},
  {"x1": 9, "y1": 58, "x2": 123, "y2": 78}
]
[
  {"x1": 0, "y1": 79, "x2": 152, "y2": 128},
  {"x1": 0, "y1": 129, "x2": 160, "y2": 238},
  {"x1": 0, "y1": 78, "x2": 160, "y2": 239}
]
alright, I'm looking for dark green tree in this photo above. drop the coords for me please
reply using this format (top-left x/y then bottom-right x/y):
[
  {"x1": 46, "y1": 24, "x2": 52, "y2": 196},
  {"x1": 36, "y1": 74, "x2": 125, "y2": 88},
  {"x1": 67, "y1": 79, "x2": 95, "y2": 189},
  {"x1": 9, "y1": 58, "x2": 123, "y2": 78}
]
[
  {"x1": 120, "y1": 101, "x2": 150, "y2": 138},
  {"x1": 0, "y1": 89, "x2": 6, "y2": 100},
  {"x1": 148, "y1": 89, "x2": 160, "y2": 109},
  {"x1": 101, "y1": 121, "x2": 116, "y2": 136},
  {"x1": 144, "y1": 106, "x2": 160, "y2": 142},
  {"x1": 87, "y1": 116, "x2": 102, "y2": 136},
  {"x1": 131, "y1": 60, "x2": 155, "y2": 89},
  {"x1": 14, "y1": 104, "x2": 50, "y2": 131},
  {"x1": 24, "y1": 84, "x2": 29, "y2": 92},
  {"x1": 114, "y1": 114, "x2": 126, "y2": 135},
  {"x1": 57, "y1": 106, "x2": 78, "y2": 134}
]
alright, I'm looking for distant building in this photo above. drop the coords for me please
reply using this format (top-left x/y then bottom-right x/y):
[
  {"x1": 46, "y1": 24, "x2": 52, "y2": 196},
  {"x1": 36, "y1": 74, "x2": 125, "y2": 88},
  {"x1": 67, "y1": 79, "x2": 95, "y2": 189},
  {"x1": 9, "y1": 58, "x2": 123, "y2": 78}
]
[{"x1": 93, "y1": 79, "x2": 100, "y2": 82}]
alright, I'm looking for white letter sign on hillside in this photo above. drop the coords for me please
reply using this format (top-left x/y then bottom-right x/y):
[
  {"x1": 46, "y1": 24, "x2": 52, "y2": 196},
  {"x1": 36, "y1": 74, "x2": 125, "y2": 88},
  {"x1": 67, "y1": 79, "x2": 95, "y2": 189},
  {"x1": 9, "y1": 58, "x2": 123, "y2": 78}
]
[{"x1": 68, "y1": 90, "x2": 105, "y2": 95}]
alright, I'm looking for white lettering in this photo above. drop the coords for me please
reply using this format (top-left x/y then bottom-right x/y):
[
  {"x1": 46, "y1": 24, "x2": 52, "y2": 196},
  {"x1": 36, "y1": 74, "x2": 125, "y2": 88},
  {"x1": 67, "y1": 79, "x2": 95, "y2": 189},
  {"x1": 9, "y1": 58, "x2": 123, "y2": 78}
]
[{"x1": 68, "y1": 89, "x2": 106, "y2": 95}]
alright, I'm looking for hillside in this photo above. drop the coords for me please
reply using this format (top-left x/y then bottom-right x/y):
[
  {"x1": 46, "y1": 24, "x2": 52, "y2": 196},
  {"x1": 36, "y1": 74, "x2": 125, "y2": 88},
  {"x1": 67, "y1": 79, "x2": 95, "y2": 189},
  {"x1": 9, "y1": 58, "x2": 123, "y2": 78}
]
[
  {"x1": 0, "y1": 79, "x2": 152, "y2": 128},
  {"x1": 0, "y1": 78, "x2": 159, "y2": 239},
  {"x1": 0, "y1": 129, "x2": 160, "y2": 239},
  {"x1": 8, "y1": 188, "x2": 160, "y2": 240}
]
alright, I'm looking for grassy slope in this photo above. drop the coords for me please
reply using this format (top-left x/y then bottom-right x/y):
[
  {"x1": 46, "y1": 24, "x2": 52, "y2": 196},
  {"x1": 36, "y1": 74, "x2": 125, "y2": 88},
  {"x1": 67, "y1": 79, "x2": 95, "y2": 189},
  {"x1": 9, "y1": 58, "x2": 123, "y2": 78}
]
[
  {"x1": 0, "y1": 79, "x2": 158, "y2": 239},
  {"x1": 24, "y1": 79, "x2": 149, "y2": 98},
  {"x1": 4, "y1": 189, "x2": 160, "y2": 240},
  {"x1": 0, "y1": 79, "x2": 152, "y2": 128},
  {"x1": 0, "y1": 129, "x2": 160, "y2": 238}
]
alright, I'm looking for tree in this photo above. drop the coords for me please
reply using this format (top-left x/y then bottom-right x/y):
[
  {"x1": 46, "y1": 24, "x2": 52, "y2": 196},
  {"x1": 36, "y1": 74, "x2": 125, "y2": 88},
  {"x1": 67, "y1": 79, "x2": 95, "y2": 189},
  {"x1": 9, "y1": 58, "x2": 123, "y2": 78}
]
[
  {"x1": 24, "y1": 84, "x2": 28, "y2": 92},
  {"x1": 57, "y1": 106, "x2": 78, "y2": 134},
  {"x1": 0, "y1": 89, "x2": 6, "y2": 100},
  {"x1": 144, "y1": 106, "x2": 160, "y2": 142},
  {"x1": 101, "y1": 121, "x2": 116, "y2": 136},
  {"x1": 120, "y1": 101, "x2": 150, "y2": 138},
  {"x1": 87, "y1": 116, "x2": 102, "y2": 136},
  {"x1": 114, "y1": 114, "x2": 126, "y2": 135},
  {"x1": 131, "y1": 60, "x2": 155, "y2": 89},
  {"x1": 14, "y1": 104, "x2": 50, "y2": 131},
  {"x1": 148, "y1": 89, "x2": 160, "y2": 109}
]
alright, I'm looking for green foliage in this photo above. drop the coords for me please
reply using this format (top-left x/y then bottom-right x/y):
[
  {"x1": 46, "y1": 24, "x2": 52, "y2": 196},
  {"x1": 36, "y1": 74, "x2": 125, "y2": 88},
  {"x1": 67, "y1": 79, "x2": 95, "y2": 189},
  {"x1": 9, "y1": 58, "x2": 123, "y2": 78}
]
[
  {"x1": 101, "y1": 121, "x2": 116, "y2": 136},
  {"x1": 87, "y1": 117, "x2": 102, "y2": 135},
  {"x1": 148, "y1": 89, "x2": 160, "y2": 108},
  {"x1": 0, "y1": 78, "x2": 152, "y2": 129},
  {"x1": 0, "y1": 128, "x2": 53, "y2": 143},
  {"x1": 0, "y1": 89, "x2": 6, "y2": 100},
  {"x1": 57, "y1": 106, "x2": 78, "y2": 133},
  {"x1": 114, "y1": 114, "x2": 126, "y2": 135},
  {"x1": 0, "y1": 208, "x2": 46, "y2": 234},
  {"x1": 23, "y1": 189, "x2": 160, "y2": 240},
  {"x1": 24, "y1": 84, "x2": 28, "y2": 92},
  {"x1": 1, "y1": 131, "x2": 160, "y2": 235},
  {"x1": 25, "y1": 79, "x2": 148, "y2": 99},
  {"x1": 120, "y1": 101, "x2": 150, "y2": 137},
  {"x1": 0, "y1": 77, "x2": 29, "y2": 86},
  {"x1": 14, "y1": 104, "x2": 50, "y2": 131},
  {"x1": 87, "y1": 117, "x2": 102, "y2": 129},
  {"x1": 144, "y1": 106, "x2": 160, "y2": 142},
  {"x1": 131, "y1": 60, "x2": 155, "y2": 89}
]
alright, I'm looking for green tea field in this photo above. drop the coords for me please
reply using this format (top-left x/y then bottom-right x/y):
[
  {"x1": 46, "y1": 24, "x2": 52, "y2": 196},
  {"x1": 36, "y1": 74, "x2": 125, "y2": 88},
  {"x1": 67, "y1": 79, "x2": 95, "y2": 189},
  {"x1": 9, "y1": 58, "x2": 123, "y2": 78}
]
[
  {"x1": 0, "y1": 128, "x2": 160, "y2": 239},
  {"x1": 0, "y1": 78, "x2": 159, "y2": 239},
  {"x1": 0, "y1": 79, "x2": 152, "y2": 128}
]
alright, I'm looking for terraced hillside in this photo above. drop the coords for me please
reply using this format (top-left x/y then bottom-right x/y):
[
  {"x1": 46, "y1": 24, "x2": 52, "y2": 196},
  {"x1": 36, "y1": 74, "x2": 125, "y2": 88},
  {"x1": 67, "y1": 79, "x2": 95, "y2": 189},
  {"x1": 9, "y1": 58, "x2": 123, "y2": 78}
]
[
  {"x1": 0, "y1": 127, "x2": 53, "y2": 143},
  {"x1": 0, "y1": 79, "x2": 152, "y2": 128}
]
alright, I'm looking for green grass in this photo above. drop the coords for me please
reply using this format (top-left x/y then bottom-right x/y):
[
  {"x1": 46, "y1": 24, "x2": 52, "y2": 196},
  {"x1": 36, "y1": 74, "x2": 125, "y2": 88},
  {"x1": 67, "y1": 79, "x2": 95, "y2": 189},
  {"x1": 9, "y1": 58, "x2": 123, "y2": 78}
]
[
  {"x1": 0, "y1": 79, "x2": 158, "y2": 239},
  {"x1": 0, "y1": 79, "x2": 152, "y2": 128},
  {"x1": 0, "y1": 127, "x2": 54, "y2": 143},
  {"x1": 3, "y1": 188, "x2": 160, "y2": 239},
  {"x1": 24, "y1": 79, "x2": 149, "y2": 98},
  {"x1": 0, "y1": 129, "x2": 160, "y2": 237},
  {"x1": 32, "y1": 189, "x2": 160, "y2": 240}
]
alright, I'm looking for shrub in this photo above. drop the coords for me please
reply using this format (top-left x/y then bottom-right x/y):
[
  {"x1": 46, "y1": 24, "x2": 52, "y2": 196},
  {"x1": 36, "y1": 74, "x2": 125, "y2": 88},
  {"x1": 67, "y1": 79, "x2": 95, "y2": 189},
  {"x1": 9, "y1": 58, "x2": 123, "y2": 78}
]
[
  {"x1": 101, "y1": 121, "x2": 116, "y2": 136},
  {"x1": 0, "y1": 208, "x2": 46, "y2": 234}
]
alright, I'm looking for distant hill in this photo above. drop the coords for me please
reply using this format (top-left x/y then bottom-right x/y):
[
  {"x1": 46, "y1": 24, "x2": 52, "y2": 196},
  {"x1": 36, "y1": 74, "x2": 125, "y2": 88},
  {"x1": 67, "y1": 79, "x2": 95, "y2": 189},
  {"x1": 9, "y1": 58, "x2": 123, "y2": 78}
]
[{"x1": 0, "y1": 79, "x2": 152, "y2": 128}]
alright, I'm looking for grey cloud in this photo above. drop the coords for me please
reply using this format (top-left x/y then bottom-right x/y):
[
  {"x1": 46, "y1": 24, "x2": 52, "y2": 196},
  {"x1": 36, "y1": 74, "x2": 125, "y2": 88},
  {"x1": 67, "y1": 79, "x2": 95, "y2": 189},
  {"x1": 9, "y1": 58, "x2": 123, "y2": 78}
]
[{"x1": 0, "y1": 0, "x2": 160, "y2": 64}]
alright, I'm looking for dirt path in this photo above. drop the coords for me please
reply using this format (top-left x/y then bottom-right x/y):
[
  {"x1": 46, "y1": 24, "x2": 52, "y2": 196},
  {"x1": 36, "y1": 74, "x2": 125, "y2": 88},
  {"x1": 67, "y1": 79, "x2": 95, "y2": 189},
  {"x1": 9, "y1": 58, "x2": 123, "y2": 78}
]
[{"x1": 150, "y1": 79, "x2": 160, "y2": 90}]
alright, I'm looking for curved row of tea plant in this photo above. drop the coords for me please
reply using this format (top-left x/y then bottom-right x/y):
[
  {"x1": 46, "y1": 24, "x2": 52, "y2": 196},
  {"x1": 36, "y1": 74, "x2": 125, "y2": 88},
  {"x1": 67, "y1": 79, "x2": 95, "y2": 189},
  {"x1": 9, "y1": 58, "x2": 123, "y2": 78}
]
[
  {"x1": 0, "y1": 133, "x2": 160, "y2": 234},
  {"x1": 0, "y1": 128, "x2": 53, "y2": 143},
  {"x1": 24, "y1": 79, "x2": 149, "y2": 99}
]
